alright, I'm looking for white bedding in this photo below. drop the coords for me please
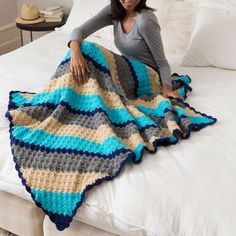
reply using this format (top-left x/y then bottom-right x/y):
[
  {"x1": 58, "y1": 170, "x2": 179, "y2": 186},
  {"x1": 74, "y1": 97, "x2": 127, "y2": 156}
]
[{"x1": 1, "y1": 31, "x2": 236, "y2": 236}]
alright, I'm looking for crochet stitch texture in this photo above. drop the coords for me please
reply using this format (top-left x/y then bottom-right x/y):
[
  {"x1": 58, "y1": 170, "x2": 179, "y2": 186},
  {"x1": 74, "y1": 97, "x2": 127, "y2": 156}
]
[{"x1": 5, "y1": 41, "x2": 217, "y2": 231}]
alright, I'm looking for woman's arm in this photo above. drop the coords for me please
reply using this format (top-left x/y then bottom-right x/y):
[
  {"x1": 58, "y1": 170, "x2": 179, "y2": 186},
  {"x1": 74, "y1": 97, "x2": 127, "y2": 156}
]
[
  {"x1": 67, "y1": 4, "x2": 113, "y2": 48},
  {"x1": 139, "y1": 18, "x2": 172, "y2": 87}
]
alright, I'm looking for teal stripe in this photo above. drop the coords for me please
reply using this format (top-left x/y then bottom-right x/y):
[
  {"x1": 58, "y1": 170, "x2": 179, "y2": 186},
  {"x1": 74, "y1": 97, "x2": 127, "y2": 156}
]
[
  {"x1": 31, "y1": 189, "x2": 82, "y2": 216},
  {"x1": 175, "y1": 107, "x2": 214, "y2": 124},
  {"x1": 133, "y1": 143, "x2": 144, "y2": 162},
  {"x1": 80, "y1": 42, "x2": 109, "y2": 70},
  {"x1": 169, "y1": 135, "x2": 178, "y2": 142},
  {"x1": 62, "y1": 42, "x2": 109, "y2": 70},
  {"x1": 11, "y1": 92, "x2": 29, "y2": 107},
  {"x1": 175, "y1": 75, "x2": 191, "y2": 84},
  {"x1": 11, "y1": 88, "x2": 134, "y2": 124},
  {"x1": 189, "y1": 116, "x2": 214, "y2": 124},
  {"x1": 137, "y1": 100, "x2": 172, "y2": 117},
  {"x1": 128, "y1": 58, "x2": 152, "y2": 96},
  {"x1": 179, "y1": 87, "x2": 185, "y2": 97},
  {"x1": 12, "y1": 126, "x2": 126, "y2": 155}
]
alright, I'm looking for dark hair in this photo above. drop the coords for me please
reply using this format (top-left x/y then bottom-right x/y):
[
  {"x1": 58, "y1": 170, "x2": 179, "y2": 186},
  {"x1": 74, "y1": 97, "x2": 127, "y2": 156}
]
[{"x1": 109, "y1": 0, "x2": 156, "y2": 21}]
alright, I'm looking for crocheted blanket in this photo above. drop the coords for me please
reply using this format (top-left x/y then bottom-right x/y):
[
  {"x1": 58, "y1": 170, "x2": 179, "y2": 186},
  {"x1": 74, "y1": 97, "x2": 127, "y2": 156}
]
[{"x1": 5, "y1": 41, "x2": 217, "y2": 231}]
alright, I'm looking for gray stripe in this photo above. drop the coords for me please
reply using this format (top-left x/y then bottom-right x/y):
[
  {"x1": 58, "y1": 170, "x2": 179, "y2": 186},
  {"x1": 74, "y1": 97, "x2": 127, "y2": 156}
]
[
  {"x1": 179, "y1": 117, "x2": 192, "y2": 136},
  {"x1": 141, "y1": 126, "x2": 164, "y2": 142},
  {"x1": 50, "y1": 54, "x2": 161, "y2": 102},
  {"x1": 13, "y1": 143, "x2": 130, "y2": 176},
  {"x1": 20, "y1": 105, "x2": 140, "y2": 139},
  {"x1": 113, "y1": 53, "x2": 137, "y2": 99}
]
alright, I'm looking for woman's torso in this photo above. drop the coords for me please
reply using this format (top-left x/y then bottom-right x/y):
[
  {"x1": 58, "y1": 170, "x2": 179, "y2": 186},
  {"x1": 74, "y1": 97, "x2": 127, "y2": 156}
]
[{"x1": 113, "y1": 8, "x2": 158, "y2": 70}]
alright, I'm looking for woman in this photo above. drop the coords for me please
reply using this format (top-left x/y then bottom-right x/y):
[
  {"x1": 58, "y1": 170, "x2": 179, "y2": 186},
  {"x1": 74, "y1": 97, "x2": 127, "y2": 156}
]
[{"x1": 67, "y1": 0, "x2": 184, "y2": 100}]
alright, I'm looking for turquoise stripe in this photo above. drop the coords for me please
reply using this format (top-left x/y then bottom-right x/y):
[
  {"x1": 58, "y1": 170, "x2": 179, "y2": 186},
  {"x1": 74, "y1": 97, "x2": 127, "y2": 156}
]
[
  {"x1": 134, "y1": 115, "x2": 157, "y2": 129},
  {"x1": 175, "y1": 75, "x2": 191, "y2": 84},
  {"x1": 11, "y1": 92, "x2": 29, "y2": 107},
  {"x1": 11, "y1": 87, "x2": 134, "y2": 124},
  {"x1": 128, "y1": 58, "x2": 152, "y2": 96},
  {"x1": 62, "y1": 42, "x2": 109, "y2": 70},
  {"x1": 80, "y1": 42, "x2": 109, "y2": 70},
  {"x1": 175, "y1": 107, "x2": 214, "y2": 124},
  {"x1": 189, "y1": 116, "x2": 214, "y2": 124},
  {"x1": 133, "y1": 143, "x2": 144, "y2": 162},
  {"x1": 137, "y1": 100, "x2": 172, "y2": 117},
  {"x1": 179, "y1": 87, "x2": 185, "y2": 97},
  {"x1": 169, "y1": 135, "x2": 177, "y2": 142},
  {"x1": 12, "y1": 126, "x2": 126, "y2": 155},
  {"x1": 31, "y1": 189, "x2": 82, "y2": 216}
]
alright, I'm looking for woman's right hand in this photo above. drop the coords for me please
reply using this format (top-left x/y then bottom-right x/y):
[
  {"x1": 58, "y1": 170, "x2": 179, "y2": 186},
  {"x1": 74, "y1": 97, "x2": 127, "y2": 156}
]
[{"x1": 70, "y1": 40, "x2": 91, "y2": 84}]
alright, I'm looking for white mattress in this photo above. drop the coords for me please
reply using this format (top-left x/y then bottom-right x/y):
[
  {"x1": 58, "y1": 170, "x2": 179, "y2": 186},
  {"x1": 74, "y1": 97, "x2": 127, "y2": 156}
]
[{"x1": 1, "y1": 31, "x2": 236, "y2": 236}]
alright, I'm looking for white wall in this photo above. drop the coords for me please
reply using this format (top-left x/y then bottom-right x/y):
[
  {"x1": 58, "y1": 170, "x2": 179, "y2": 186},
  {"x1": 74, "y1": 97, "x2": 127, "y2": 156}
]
[
  {"x1": 0, "y1": 0, "x2": 73, "y2": 55},
  {"x1": 16, "y1": 0, "x2": 73, "y2": 44},
  {"x1": 0, "y1": 0, "x2": 18, "y2": 27}
]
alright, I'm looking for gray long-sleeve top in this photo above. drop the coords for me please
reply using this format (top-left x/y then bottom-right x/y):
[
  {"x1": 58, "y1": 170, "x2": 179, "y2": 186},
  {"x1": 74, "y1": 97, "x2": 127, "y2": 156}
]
[{"x1": 67, "y1": 4, "x2": 172, "y2": 87}]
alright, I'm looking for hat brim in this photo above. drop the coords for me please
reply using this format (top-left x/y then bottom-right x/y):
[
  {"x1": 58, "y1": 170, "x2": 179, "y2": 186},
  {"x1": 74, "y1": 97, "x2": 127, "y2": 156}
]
[{"x1": 15, "y1": 16, "x2": 44, "y2": 24}]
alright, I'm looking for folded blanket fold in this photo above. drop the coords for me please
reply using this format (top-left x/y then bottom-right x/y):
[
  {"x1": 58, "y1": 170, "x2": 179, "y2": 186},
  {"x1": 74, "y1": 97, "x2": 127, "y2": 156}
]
[{"x1": 5, "y1": 41, "x2": 217, "y2": 231}]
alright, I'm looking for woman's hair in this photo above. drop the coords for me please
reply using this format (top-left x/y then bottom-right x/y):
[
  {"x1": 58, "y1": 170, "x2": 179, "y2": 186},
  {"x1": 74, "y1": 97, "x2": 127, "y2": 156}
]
[{"x1": 110, "y1": 0, "x2": 156, "y2": 21}]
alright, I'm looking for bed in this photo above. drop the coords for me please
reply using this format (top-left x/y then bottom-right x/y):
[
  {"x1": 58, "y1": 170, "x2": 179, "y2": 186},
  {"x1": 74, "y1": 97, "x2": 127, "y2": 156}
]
[{"x1": 1, "y1": 1, "x2": 236, "y2": 236}]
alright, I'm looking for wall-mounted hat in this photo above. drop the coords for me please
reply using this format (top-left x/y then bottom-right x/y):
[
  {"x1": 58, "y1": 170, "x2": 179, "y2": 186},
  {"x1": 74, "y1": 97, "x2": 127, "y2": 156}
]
[{"x1": 15, "y1": 3, "x2": 44, "y2": 24}]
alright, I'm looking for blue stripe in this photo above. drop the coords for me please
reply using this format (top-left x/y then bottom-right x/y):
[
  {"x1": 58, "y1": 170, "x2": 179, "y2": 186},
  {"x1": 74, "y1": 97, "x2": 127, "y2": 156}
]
[
  {"x1": 179, "y1": 87, "x2": 185, "y2": 97},
  {"x1": 80, "y1": 42, "x2": 109, "y2": 70},
  {"x1": 12, "y1": 126, "x2": 126, "y2": 155},
  {"x1": 31, "y1": 189, "x2": 82, "y2": 216},
  {"x1": 137, "y1": 100, "x2": 172, "y2": 117},
  {"x1": 11, "y1": 92, "x2": 28, "y2": 107},
  {"x1": 133, "y1": 143, "x2": 144, "y2": 161},
  {"x1": 177, "y1": 75, "x2": 191, "y2": 84},
  {"x1": 11, "y1": 87, "x2": 134, "y2": 124},
  {"x1": 175, "y1": 107, "x2": 214, "y2": 124}
]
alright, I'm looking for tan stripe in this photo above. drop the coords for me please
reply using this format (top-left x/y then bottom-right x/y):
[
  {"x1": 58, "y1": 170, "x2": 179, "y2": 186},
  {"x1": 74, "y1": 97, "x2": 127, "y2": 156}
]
[
  {"x1": 10, "y1": 110, "x2": 117, "y2": 142},
  {"x1": 41, "y1": 73, "x2": 125, "y2": 109},
  {"x1": 167, "y1": 120, "x2": 181, "y2": 133},
  {"x1": 9, "y1": 110, "x2": 147, "y2": 149},
  {"x1": 11, "y1": 108, "x2": 171, "y2": 151},
  {"x1": 146, "y1": 66, "x2": 162, "y2": 95},
  {"x1": 20, "y1": 167, "x2": 107, "y2": 193},
  {"x1": 21, "y1": 93, "x2": 35, "y2": 100},
  {"x1": 126, "y1": 104, "x2": 144, "y2": 117}
]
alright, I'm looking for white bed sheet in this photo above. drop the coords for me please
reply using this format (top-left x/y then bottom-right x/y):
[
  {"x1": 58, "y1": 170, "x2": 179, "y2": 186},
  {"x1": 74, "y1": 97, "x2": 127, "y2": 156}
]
[{"x1": 0, "y1": 31, "x2": 236, "y2": 236}]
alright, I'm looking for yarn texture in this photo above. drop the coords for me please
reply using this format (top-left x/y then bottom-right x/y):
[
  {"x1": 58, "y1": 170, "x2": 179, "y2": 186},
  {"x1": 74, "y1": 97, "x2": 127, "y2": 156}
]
[{"x1": 5, "y1": 41, "x2": 217, "y2": 231}]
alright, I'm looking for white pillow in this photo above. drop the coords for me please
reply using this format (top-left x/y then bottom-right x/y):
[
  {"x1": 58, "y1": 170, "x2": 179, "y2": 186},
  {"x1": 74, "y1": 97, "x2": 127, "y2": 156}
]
[
  {"x1": 180, "y1": 7, "x2": 236, "y2": 70},
  {"x1": 55, "y1": 0, "x2": 112, "y2": 39},
  {"x1": 151, "y1": 0, "x2": 199, "y2": 54},
  {"x1": 199, "y1": 0, "x2": 236, "y2": 12}
]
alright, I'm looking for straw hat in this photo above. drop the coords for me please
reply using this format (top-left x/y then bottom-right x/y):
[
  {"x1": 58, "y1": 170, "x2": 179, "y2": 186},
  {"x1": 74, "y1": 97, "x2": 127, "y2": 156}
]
[{"x1": 15, "y1": 3, "x2": 44, "y2": 24}]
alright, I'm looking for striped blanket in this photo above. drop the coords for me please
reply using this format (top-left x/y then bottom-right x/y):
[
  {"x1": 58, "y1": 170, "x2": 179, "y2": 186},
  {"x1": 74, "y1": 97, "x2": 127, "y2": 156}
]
[{"x1": 5, "y1": 41, "x2": 217, "y2": 231}]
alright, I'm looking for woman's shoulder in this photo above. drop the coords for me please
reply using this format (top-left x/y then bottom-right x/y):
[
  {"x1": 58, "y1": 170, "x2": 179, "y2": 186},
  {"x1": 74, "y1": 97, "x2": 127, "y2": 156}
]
[{"x1": 136, "y1": 9, "x2": 159, "y2": 26}]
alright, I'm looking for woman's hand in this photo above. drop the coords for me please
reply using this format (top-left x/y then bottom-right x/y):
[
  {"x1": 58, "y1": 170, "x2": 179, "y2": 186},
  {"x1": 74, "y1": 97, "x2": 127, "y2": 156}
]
[
  {"x1": 70, "y1": 41, "x2": 91, "y2": 84},
  {"x1": 162, "y1": 83, "x2": 184, "y2": 100}
]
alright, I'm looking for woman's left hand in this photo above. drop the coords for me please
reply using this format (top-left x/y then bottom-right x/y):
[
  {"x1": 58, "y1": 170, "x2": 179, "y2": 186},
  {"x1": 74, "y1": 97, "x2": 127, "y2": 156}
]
[{"x1": 162, "y1": 83, "x2": 184, "y2": 100}]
